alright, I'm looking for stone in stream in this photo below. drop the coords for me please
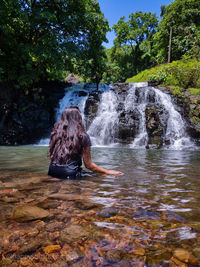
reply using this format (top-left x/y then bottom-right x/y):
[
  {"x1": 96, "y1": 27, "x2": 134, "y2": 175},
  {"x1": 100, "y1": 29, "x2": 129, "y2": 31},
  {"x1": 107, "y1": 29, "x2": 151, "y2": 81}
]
[
  {"x1": 12, "y1": 205, "x2": 50, "y2": 222},
  {"x1": 0, "y1": 204, "x2": 13, "y2": 221},
  {"x1": 43, "y1": 245, "x2": 61, "y2": 254},
  {"x1": 84, "y1": 91, "x2": 102, "y2": 129},
  {"x1": 133, "y1": 209, "x2": 160, "y2": 220},
  {"x1": 60, "y1": 224, "x2": 91, "y2": 243},
  {"x1": 165, "y1": 212, "x2": 185, "y2": 223},
  {"x1": 74, "y1": 200, "x2": 99, "y2": 210},
  {"x1": 173, "y1": 248, "x2": 198, "y2": 265},
  {"x1": 45, "y1": 221, "x2": 64, "y2": 232},
  {"x1": 17, "y1": 239, "x2": 43, "y2": 255},
  {"x1": 193, "y1": 247, "x2": 200, "y2": 259},
  {"x1": 2, "y1": 196, "x2": 18, "y2": 203}
]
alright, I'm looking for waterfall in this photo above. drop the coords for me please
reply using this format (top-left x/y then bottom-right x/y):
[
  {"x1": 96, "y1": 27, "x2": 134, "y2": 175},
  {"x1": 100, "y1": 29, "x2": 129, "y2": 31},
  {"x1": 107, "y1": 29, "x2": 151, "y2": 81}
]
[
  {"x1": 87, "y1": 90, "x2": 119, "y2": 146},
  {"x1": 37, "y1": 82, "x2": 195, "y2": 150},
  {"x1": 153, "y1": 87, "x2": 193, "y2": 149},
  {"x1": 36, "y1": 83, "x2": 110, "y2": 145},
  {"x1": 125, "y1": 84, "x2": 149, "y2": 148},
  {"x1": 125, "y1": 84, "x2": 194, "y2": 150},
  {"x1": 55, "y1": 84, "x2": 89, "y2": 122}
]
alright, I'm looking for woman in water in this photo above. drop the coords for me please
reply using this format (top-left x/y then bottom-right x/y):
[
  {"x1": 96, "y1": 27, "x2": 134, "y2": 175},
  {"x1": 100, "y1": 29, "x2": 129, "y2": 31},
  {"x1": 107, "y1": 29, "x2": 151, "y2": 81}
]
[{"x1": 48, "y1": 106, "x2": 123, "y2": 179}]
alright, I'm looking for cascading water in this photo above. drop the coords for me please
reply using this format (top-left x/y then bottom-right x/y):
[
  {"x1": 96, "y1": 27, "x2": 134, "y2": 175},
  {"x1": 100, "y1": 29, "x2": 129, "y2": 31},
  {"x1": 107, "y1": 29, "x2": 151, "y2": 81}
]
[
  {"x1": 55, "y1": 84, "x2": 89, "y2": 122},
  {"x1": 125, "y1": 84, "x2": 194, "y2": 150},
  {"x1": 153, "y1": 87, "x2": 193, "y2": 149},
  {"x1": 125, "y1": 83, "x2": 149, "y2": 148},
  {"x1": 37, "y1": 82, "x2": 195, "y2": 150},
  {"x1": 87, "y1": 90, "x2": 119, "y2": 146},
  {"x1": 37, "y1": 83, "x2": 110, "y2": 145}
]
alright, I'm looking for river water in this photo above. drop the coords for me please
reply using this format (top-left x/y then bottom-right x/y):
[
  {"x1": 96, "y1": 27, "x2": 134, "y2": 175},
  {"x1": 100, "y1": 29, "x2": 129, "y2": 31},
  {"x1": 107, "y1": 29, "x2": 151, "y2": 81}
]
[{"x1": 1, "y1": 145, "x2": 200, "y2": 266}]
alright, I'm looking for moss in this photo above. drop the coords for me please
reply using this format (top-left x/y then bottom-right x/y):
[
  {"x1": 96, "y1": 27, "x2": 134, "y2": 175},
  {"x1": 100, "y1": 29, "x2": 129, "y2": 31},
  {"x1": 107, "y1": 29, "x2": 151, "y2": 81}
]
[
  {"x1": 170, "y1": 86, "x2": 184, "y2": 97},
  {"x1": 188, "y1": 88, "x2": 200, "y2": 95}
]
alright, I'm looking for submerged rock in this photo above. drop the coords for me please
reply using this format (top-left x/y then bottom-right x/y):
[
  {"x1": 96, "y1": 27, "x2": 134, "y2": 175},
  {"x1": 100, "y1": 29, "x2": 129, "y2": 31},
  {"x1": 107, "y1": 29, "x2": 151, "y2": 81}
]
[
  {"x1": 43, "y1": 245, "x2": 61, "y2": 254},
  {"x1": 12, "y1": 205, "x2": 50, "y2": 222},
  {"x1": 60, "y1": 224, "x2": 91, "y2": 243},
  {"x1": 17, "y1": 239, "x2": 43, "y2": 255},
  {"x1": 173, "y1": 248, "x2": 198, "y2": 265}
]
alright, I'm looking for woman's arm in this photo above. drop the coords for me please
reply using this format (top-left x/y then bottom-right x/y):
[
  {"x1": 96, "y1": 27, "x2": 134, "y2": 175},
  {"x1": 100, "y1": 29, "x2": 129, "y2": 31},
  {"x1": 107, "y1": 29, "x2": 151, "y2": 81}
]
[{"x1": 82, "y1": 146, "x2": 123, "y2": 175}]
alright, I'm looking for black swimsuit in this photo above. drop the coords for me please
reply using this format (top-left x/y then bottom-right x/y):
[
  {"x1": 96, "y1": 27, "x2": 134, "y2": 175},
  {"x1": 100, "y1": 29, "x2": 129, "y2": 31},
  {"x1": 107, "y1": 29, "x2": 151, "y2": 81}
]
[
  {"x1": 48, "y1": 134, "x2": 92, "y2": 179},
  {"x1": 48, "y1": 159, "x2": 82, "y2": 179}
]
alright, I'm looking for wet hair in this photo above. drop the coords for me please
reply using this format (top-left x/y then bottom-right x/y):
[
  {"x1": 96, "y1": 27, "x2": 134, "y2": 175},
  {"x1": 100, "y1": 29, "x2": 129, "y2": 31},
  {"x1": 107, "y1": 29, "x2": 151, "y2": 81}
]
[{"x1": 48, "y1": 106, "x2": 88, "y2": 164}]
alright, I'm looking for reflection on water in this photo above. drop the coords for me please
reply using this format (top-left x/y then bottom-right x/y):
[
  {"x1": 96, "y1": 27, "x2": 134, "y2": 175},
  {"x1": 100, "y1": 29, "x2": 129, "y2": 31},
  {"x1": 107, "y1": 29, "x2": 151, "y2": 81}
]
[{"x1": 0, "y1": 146, "x2": 200, "y2": 266}]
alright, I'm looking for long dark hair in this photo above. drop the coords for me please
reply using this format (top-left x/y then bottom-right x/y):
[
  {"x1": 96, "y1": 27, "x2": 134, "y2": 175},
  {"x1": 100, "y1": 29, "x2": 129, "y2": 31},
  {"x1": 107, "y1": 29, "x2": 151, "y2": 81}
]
[{"x1": 48, "y1": 106, "x2": 87, "y2": 164}]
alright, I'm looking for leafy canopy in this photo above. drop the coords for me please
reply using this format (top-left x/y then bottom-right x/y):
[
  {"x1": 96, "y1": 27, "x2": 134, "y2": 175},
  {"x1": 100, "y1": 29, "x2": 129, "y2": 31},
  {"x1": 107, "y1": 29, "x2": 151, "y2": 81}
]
[
  {"x1": 102, "y1": 11, "x2": 158, "y2": 82},
  {"x1": 153, "y1": 0, "x2": 200, "y2": 63},
  {"x1": 0, "y1": 0, "x2": 109, "y2": 87}
]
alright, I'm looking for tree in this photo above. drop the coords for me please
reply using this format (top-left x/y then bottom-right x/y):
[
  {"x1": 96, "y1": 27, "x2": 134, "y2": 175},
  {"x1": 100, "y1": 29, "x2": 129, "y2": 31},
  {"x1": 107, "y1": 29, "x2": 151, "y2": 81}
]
[
  {"x1": 153, "y1": 0, "x2": 200, "y2": 63},
  {"x1": 102, "y1": 46, "x2": 134, "y2": 83},
  {"x1": 0, "y1": 0, "x2": 109, "y2": 87},
  {"x1": 111, "y1": 11, "x2": 158, "y2": 80}
]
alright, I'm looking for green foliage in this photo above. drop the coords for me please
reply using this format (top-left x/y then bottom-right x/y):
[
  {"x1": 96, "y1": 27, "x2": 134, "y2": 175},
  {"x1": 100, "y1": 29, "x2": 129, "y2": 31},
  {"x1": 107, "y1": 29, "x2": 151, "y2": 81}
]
[
  {"x1": 153, "y1": 0, "x2": 200, "y2": 63},
  {"x1": 127, "y1": 59, "x2": 200, "y2": 91},
  {"x1": 148, "y1": 70, "x2": 167, "y2": 83},
  {"x1": 102, "y1": 46, "x2": 136, "y2": 83},
  {"x1": 168, "y1": 60, "x2": 200, "y2": 88},
  {"x1": 170, "y1": 86, "x2": 184, "y2": 97},
  {"x1": 105, "y1": 11, "x2": 158, "y2": 82},
  {"x1": 0, "y1": 0, "x2": 109, "y2": 88},
  {"x1": 189, "y1": 88, "x2": 200, "y2": 95}
]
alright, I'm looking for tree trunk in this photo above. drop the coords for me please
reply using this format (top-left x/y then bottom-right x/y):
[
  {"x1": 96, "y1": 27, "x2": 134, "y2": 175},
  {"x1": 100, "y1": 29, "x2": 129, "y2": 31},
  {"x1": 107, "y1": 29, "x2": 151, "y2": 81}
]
[{"x1": 168, "y1": 27, "x2": 172, "y2": 63}]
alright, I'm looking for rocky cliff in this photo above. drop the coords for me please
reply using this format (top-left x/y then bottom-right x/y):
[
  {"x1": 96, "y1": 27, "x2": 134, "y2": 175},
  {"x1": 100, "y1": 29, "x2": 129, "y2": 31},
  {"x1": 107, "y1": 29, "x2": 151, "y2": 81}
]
[{"x1": 0, "y1": 81, "x2": 66, "y2": 145}]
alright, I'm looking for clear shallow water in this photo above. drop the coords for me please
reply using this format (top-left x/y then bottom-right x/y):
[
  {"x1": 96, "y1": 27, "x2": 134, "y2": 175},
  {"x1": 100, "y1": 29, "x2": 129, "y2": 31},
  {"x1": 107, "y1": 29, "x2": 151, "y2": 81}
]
[{"x1": 1, "y1": 146, "x2": 200, "y2": 266}]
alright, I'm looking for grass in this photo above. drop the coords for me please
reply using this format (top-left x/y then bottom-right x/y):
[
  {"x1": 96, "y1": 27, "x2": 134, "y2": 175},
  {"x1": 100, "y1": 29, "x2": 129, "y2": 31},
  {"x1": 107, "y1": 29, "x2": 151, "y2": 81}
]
[{"x1": 126, "y1": 59, "x2": 200, "y2": 92}]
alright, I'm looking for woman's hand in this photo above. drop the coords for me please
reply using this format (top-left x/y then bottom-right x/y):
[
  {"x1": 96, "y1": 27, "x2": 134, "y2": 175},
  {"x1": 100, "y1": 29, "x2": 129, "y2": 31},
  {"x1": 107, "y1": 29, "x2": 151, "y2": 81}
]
[{"x1": 106, "y1": 170, "x2": 124, "y2": 175}]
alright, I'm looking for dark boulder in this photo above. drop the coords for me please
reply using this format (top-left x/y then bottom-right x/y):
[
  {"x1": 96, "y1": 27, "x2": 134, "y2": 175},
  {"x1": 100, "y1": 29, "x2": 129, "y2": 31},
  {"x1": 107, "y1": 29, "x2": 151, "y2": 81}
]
[
  {"x1": 84, "y1": 91, "x2": 102, "y2": 129},
  {"x1": 145, "y1": 105, "x2": 165, "y2": 148}
]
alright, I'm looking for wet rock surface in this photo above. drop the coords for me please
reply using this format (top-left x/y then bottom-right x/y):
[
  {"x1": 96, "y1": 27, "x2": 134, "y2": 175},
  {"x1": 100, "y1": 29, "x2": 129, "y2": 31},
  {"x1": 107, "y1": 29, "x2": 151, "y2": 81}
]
[
  {"x1": 84, "y1": 90, "x2": 102, "y2": 128},
  {"x1": 12, "y1": 205, "x2": 50, "y2": 222},
  {"x1": 145, "y1": 105, "x2": 165, "y2": 148}
]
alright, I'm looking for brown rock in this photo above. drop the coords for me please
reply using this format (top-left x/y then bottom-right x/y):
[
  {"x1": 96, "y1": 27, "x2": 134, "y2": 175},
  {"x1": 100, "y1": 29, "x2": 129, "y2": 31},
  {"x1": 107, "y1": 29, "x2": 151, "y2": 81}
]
[
  {"x1": 60, "y1": 224, "x2": 91, "y2": 243},
  {"x1": 17, "y1": 239, "x2": 43, "y2": 255},
  {"x1": 169, "y1": 256, "x2": 187, "y2": 267},
  {"x1": 132, "y1": 247, "x2": 145, "y2": 256},
  {"x1": 19, "y1": 257, "x2": 33, "y2": 267},
  {"x1": 27, "y1": 228, "x2": 39, "y2": 237},
  {"x1": 12, "y1": 205, "x2": 49, "y2": 221},
  {"x1": 193, "y1": 247, "x2": 200, "y2": 259},
  {"x1": 60, "y1": 244, "x2": 81, "y2": 262},
  {"x1": 173, "y1": 248, "x2": 198, "y2": 265},
  {"x1": 43, "y1": 245, "x2": 61, "y2": 254},
  {"x1": 49, "y1": 193, "x2": 81, "y2": 201},
  {"x1": 45, "y1": 221, "x2": 64, "y2": 232}
]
